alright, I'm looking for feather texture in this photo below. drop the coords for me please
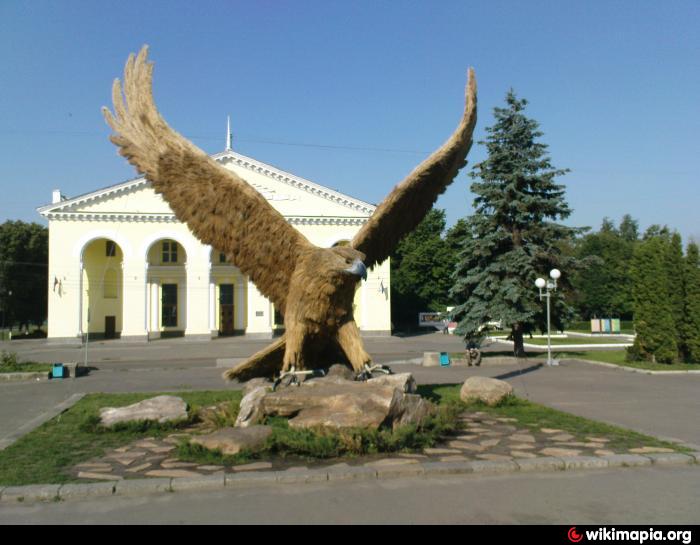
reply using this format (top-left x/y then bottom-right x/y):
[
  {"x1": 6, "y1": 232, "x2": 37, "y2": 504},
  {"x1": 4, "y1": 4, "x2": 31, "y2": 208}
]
[
  {"x1": 102, "y1": 46, "x2": 312, "y2": 312},
  {"x1": 351, "y1": 69, "x2": 477, "y2": 269}
]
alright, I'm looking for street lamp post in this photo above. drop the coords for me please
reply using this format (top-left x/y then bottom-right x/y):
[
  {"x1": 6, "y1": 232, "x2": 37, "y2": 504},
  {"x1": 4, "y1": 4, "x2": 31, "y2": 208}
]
[{"x1": 535, "y1": 269, "x2": 561, "y2": 367}]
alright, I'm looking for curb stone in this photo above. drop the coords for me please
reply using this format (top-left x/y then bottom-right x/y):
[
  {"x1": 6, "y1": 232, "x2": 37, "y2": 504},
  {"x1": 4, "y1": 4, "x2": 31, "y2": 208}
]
[
  {"x1": 421, "y1": 461, "x2": 474, "y2": 476},
  {"x1": 170, "y1": 474, "x2": 225, "y2": 492},
  {"x1": 376, "y1": 464, "x2": 425, "y2": 480},
  {"x1": 468, "y1": 460, "x2": 519, "y2": 474},
  {"x1": 326, "y1": 466, "x2": 377, "y2": 482},
  {"x1": 603, "y1": 454, "x2": 653, "y2": 468},
  {"x1": 642, "y1": 453, "x2": 695, "y2": 466},
  {"x1": 514, "y1": 456, "x2": 565, "y2": 472},
  {"x1": 1, "y1": 454, "x2": 698, "y2": 504},
  {"x1": 114, "y1": 478, "x2": 172, "y2": 497},
  {"x1": 562, "y1": 456, "x2": 610, "y2": 470},
  {"x1": 276, "y1": 469, "x2": 329, "y2": 484},
  {"x1": 58, "y1": 482, "x2": 117, "y2": 500},
  {"x1": 0, "y1": 484, "x2": 61, "y2": 504},
  {"x1": 225, "y1": 471, "x2": 278, "y2": 487}
]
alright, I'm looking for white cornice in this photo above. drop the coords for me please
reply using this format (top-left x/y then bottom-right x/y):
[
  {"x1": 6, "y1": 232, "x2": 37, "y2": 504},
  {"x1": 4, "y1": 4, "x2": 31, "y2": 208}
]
[
  {"x1": 37, "y1": 150, "x2": 376, "y2": 217},
  {"x1": 43, "y1": 211, "x2": 368, "y2": 227}
]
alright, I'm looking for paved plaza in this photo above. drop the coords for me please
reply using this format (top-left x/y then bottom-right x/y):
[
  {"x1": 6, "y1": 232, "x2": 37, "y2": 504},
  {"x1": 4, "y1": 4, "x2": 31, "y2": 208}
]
[{"x1": 1, "y1": 333, "x2": 699, "y2": 523}]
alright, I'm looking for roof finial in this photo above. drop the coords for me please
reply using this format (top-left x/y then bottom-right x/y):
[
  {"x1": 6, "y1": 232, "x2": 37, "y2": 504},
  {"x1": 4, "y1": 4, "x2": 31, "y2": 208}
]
[{"x1": 225, "y1": 115, "x2": 232, "y2": 151}]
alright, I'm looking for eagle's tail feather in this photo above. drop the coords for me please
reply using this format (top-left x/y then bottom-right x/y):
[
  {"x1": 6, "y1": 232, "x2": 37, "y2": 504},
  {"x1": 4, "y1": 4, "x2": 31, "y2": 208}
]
[{"x1": 222, "y1": 335, "x2": 286, "y2": 382}]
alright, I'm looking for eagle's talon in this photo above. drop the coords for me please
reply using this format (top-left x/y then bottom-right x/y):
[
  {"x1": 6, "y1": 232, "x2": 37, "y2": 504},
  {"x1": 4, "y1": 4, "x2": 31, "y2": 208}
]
[
  {"x1": 272, "y1": 367, "x2": 326, "y2": 391},
  {"x1": 355, "y1": 364, "x2": 394, "y2": 381}
]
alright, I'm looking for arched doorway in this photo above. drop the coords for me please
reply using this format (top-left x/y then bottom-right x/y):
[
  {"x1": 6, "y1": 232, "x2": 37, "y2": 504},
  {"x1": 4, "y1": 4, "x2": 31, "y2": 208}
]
[
  {"x1": 146, "y1": 239, "x2": 187, "y2": 338},
  {"x1": 81, "y1": 238, "x2": 123, "y2": 339}
]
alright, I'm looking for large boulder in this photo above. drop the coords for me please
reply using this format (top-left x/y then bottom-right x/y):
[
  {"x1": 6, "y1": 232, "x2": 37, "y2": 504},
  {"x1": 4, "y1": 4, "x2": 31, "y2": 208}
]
[
  {"x1": 367, "y1": 372, "x2": 417, "y2": 394},
  {"x1": 189, "y1": 426, "x2": 273, "y2": 455},
  {"x1": 459, "y1": 377, "x2": 513, "y2": 406},
  {"x1": 100, "y1": 395, "x2": 189, "y2": 427},
  {"x1": 260, "y1": 375, "x2": 432, "y2": 430},
  {"x1": 235, "y1": 382, "x2": 270, "y2": 428}
]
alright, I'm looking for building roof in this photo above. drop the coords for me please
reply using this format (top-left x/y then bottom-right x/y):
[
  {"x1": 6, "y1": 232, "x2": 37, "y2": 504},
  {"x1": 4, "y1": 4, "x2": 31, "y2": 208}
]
[{"x1": 37, "y1": 149, "x2": 376, "y2": 218}]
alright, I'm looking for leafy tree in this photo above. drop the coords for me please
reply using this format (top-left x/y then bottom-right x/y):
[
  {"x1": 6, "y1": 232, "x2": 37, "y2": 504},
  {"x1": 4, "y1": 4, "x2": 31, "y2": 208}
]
[
  {"x1": 390, "y1": 209, "x2": 453, "y2": 327},
  {"x1": 572, "y1": 215, "x2": 637, "y2": 320},
  {"x1": 681, "y1": 242, "x2": 700, "y2": 362},
  {"x1": 449, "y1": 90, "x2": 583, "y2": 356},
  {"x1": 0, "y1": 221, "x2": 48, "y2": 331}
]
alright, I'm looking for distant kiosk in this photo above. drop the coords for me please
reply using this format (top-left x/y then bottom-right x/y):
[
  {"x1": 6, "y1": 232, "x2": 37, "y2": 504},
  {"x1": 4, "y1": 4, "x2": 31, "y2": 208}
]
[
  {"x1": 590, "y1": 318, "x2": 621, "y2": 334},
  {"x1": 419, "y1": 312, "x2": 457, "y2": 334}
]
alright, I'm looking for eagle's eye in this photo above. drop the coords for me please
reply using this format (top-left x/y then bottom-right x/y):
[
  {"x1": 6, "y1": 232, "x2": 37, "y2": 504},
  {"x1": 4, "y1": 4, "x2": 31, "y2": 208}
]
[{"x1": 345, "y1": 258, "x2": 352, "y2": 264}]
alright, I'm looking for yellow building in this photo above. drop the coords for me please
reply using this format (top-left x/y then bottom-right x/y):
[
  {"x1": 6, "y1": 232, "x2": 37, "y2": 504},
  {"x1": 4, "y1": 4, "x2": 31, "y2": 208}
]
[{"x1": 38, "y1": 148, "x2": 391, "y2": 342}]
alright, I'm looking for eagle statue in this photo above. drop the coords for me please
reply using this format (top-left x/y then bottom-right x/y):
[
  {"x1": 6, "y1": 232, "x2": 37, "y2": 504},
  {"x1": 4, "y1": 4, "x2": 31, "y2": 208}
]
[{"x1": 103, "y1": 46, "x2": 477, "y2": 383}]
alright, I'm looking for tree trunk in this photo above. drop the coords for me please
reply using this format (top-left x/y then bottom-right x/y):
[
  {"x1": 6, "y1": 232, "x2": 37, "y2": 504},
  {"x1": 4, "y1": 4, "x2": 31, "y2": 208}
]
[{"x1": 512, "y1": 323, "x2": 526, "y2": 358}]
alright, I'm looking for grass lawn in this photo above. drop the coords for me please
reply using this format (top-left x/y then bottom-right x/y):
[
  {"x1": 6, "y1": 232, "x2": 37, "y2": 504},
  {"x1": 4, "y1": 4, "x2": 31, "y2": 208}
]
[
  {"x1": 0, "y1": 351, "x2": 52, "y2": 374},
  {"x1": 523, "y1": 337, "x2": 630, "y2": 346},
  {"x1": 0, "y1": 385, "x2": 689, "y2": 486},
  {"x1": 540, "y1": 350, "x2": 700, "y2": 372}
]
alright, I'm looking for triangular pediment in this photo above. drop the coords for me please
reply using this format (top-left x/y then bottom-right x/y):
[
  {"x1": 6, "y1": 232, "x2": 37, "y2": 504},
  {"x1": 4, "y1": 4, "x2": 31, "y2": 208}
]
[{"x1": 38, "y1": 151, "x2": 376, "y2": 221}]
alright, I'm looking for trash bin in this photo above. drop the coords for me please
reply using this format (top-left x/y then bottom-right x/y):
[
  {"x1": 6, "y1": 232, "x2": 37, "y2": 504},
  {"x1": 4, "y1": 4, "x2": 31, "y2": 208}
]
[
  {"x1": 51, "y1": 363, "x2": 65, "y2": 379},
  {"x1": 439, "y1": 352, "x2": 450, "y2": 367}
]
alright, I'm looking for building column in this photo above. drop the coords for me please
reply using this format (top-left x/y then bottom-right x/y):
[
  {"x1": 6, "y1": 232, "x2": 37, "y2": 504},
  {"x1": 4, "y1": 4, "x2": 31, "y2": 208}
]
[
  {"x1": 209, "y1": 279, "x2": 217, "y2": 336},
  {"x1": 77, "y1": 261, "x2": 84, "y2": 337},
  {"x1": 185, "y1": 263, "x2": 213, "y2": 340},
  {"x1": 121, "y1": 260, "x2": 148, "y2": 341},
  {"x1": 245, "y1": 279, "x2": 273, "y2": 339},
  {"x1": 236, "y1": 280, "x2": 246, "y2": 332},
  {"x1": 148, "y1": 280, "x2": 160, "y2": 338}
]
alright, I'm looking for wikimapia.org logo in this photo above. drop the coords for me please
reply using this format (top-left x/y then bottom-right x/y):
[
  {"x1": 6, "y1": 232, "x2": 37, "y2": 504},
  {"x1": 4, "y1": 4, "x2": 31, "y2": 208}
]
[{"x1": 567, "y1": 527, "x2": 693, "y2": 544}]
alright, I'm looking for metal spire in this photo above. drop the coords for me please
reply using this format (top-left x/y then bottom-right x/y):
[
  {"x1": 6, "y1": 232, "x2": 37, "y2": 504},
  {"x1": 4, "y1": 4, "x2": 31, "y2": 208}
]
[{"x1": 226, "y1": 115, "x2": 232, "y2": 151}]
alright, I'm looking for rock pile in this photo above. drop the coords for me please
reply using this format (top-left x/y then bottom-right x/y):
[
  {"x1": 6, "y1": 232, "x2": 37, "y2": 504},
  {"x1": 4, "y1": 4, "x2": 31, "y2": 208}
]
[{"x1": 234, "y1": 365, "x2": 432, "y2": 430}]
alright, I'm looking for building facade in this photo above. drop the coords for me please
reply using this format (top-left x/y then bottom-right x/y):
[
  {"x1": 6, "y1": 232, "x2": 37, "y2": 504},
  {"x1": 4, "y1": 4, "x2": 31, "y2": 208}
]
[{"x1": 38, "y1": 149, "x2": 391, "y2": 342}]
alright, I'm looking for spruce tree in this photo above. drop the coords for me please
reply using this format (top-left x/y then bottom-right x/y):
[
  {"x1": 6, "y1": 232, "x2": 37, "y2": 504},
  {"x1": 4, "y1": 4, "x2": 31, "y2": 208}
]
[
  {"x1": 681, "y1": 242, "x2": 700, "y2": 363},
  {"x1": 450, "y1": 90, "x2": 581, "y2": 356}
]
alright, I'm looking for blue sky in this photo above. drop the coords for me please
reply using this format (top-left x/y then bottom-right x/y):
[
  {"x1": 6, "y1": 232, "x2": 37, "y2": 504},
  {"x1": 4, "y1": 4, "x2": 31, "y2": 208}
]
[{"x1": 1, "y1": 0, "x2": 698, "y2": 242}]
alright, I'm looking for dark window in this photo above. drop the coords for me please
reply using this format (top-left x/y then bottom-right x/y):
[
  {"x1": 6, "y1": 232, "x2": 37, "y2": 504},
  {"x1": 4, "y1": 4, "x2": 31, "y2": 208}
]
[
  {"x1": 162, "y1": 241, "x2": 178, "y2": 264},
  {"x1": 106, "y1": 240, "x2": 116, "y2": 257},
  {"x1": 274, "y1": 308, "x2": 284, "y2": 326},
  {"x1": 162, "y1": 284, "x2": 178, "y2": 327},
  {"x1": 219, "y1": 252, "x2": 227, "y2": 264}
]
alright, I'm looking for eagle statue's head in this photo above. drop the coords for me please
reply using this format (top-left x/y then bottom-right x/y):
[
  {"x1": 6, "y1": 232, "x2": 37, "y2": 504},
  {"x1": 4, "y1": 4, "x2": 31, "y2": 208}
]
[{"x1": 331, "y1": 245, "x2": 368, "y2": 282}]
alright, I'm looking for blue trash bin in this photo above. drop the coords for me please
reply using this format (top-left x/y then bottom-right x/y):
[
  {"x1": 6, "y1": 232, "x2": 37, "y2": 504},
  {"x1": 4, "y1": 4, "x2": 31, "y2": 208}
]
[
  {"x1": 52, "y1": 363, "x2": 65, "y2": 379},
  {"x1": 439, "y1": 352, "x2": 450, "y2": 367}
]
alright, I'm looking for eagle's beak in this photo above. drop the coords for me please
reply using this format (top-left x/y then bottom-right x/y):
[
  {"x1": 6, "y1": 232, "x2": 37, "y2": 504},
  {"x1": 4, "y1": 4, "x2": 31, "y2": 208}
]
[{"x1": 345, "y1": 259, "x2": 368, "y2": 281}]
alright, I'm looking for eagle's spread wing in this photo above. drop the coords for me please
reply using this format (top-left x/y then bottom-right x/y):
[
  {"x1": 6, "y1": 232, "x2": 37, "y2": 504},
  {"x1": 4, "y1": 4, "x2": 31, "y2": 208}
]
[
  {"x1": 351, "y1": 69, "x2": 477, "y2": 269},
  {"x1": 102, "y1": 46, "x2": 312, "y2": 311}
]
